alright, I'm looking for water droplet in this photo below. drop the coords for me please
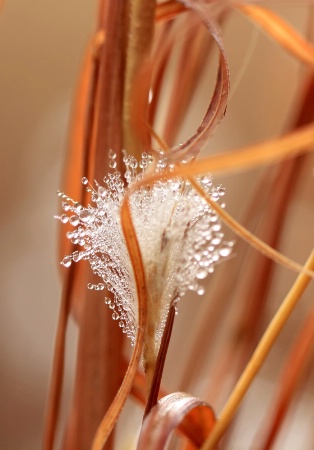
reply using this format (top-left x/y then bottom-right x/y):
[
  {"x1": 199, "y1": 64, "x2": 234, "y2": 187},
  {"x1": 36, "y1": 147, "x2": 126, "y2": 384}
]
[
  {"x1": 196, "y1": 270, "x2": 207, "y2": 279},
  {"x1": 82, "y1": 177, "x2": 88, "y2": 185},
  {"x1": 98, "y1": 186, "x2": 107, "y2": 198},
  {"x1": 219, "y1": 246, "x2": 232, "y2": 257},
  {"x1": 69, "y1": 215, "x2": 79, "y2": 226},
  {"x1": 104, "y1": 297, "x2": 111, "y2": 305},
  {"x1": 109, "y1": 160, "x2": 117, "y2": 169},
  {"x1": 60, "y1": 214, "x2": 68, "y2": 224},
  {"x1": 62, "y1": 202, "x2": 71, "y2": 211},
  {"x1": 87, "y1": 283, "x2": 94, "y2": 290},
  {"x1": 112, "y1": 311, "x2": 119, "y2": 320},
  {"x1": 171, "y1": 181, "x2": 181, "y2": 191},
  {"x1": 79, "y1": 210, "x2": 94, "y2": 223},
  {"x1": 201, "y1": 175, "x2": 212, "y2": 186},
  {"x1": 62, "y1": 257, "x2": 72, "y2": 268},
  {"x1": 197, "y1": 287, "x2": 205, "y2": 296},
  {"x1": 74, "y1": 202, "x2": 83, "y2": 211},
  {"x1": 72, "y1": 251, "x2": 82, "y2": 262},
  {"x1": 109, "y1": 149, "x2": 116, "y2": 159}
]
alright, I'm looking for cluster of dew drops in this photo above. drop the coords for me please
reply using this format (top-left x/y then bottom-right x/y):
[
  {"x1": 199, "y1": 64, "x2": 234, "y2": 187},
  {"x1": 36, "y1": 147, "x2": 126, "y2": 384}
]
[{"x1": 56, "y1": 149, "x2": 234, "y2": 344}]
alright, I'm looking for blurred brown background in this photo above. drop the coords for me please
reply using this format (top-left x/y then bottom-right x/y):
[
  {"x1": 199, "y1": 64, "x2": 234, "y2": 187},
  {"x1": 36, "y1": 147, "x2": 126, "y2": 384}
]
[{"x1": 0, "y1": 2, "x2": 313, "y2": 449}]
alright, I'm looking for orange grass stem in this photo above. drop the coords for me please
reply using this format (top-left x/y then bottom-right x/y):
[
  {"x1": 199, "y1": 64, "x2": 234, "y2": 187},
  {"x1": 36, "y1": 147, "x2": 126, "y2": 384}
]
[{"x1": 200, "y1": 250, "x2": 314, "y2": 450}]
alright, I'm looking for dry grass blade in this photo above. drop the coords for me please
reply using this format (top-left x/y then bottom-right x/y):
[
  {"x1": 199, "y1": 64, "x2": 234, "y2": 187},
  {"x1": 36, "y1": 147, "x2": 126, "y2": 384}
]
[
  {"x1": 190, "y1": 177, "x2": 314, "y2": 277},
  {"x1": 91, "y1": 194, "x2": 147, "y2": 450},
  {"x1": 235, "y1": 3, "x2": 314, "y2": 69},
  {"x1": 200, "y1": 250, "x2": 314, "y2": 450},
  {"x1": 137, "y1": 393, "x2": 216, "y2": 449},
  {"x1": 42, "y1": 266, "x2": 75, "y2": 450},
  {"x1": 155, "y1": 0, "x2": 186, "y2": 23},
  {"x1": 44, "y1": 18, "x2": 108, "y2": 450},
  {"x1": 123, "y1": 0, "x2": 156, "y2": 158},
  {"x1": 256, "y1": 304, "x2": 314, "y2": 450},
  {"x1": 171, "y1": 122, "x2": 314, "y2": 176},
  {"x1": 58, "y1": 2, "x2": 129, "y2": 449},
  {"x1": 59, "y1": 34, "x2": 103, "y2": 260},
  {"x1": 162, "y1": 20, "x2": 214, "y2": 147},
  {"x1": 144, "y1": 305, "x2": 176, "y2": 417},
  {"x1": 167, "y1": 0, "x2": 229, "y2": 160}
]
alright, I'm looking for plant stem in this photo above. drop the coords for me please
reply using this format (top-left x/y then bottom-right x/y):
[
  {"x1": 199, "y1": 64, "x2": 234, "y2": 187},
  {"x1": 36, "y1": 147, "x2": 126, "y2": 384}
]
[
  {"x1": 123, "y1": 0, "x2": 156, "y2": 158},
  {"x1": 144, "y1": 304, "x2": 176, "y2": 417},
  {"x1": 201, "y1": 250, "x2": 314, "y2": 450}
]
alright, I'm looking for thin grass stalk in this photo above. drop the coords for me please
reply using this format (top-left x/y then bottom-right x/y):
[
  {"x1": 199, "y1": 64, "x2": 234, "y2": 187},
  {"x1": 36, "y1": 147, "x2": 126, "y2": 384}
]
[
  {"x1": 42, "y1": 265, "x2": 75, "y2": 450},
  {"x1": 123, "y1": 0, "x2": 156, "y2": 157},
  {"x1": 144, "y1": 305, "x2": 176, "y2": 417},
  {"x1": 200, "y1": 250, "x2": 314, "y2": 450},
  {"x1": 256, "y1": 304, "x2": 314, "y2": 450}
]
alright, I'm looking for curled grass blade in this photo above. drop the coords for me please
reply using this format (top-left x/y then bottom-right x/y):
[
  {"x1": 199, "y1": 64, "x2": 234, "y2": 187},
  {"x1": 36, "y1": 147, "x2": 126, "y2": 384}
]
[
  {"x1": 137, "y1": 393, "x2": 216, "y2": 449},
  {"x1": 166, "y1": 0, "x2": 230, "y2": 160},
  {"x1": 200, "y1": 250, "x2": 314, "y2": 450},
  {"x1": 91, "y1": 194, "x2": 147, "y2": 450},
  {"x1": 235, "y1": 3, "x2": 314, "y2": 69},
  {"x1": 162, "y1": 20, "x2": 216, "y2": 146}
]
